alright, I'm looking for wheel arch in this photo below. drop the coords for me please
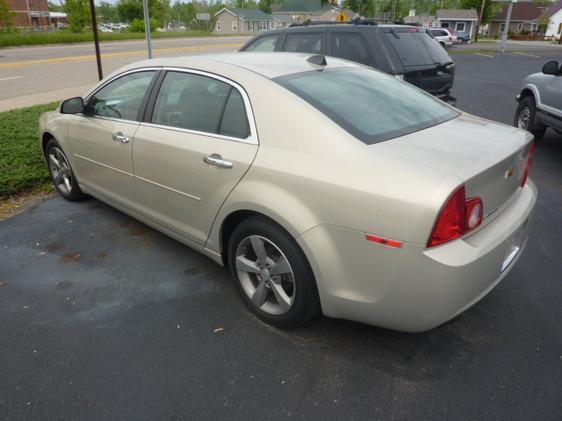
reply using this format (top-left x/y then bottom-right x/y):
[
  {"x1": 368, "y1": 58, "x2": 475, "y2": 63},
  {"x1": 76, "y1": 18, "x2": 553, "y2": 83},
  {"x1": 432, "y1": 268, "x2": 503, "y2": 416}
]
[
  {"x1": 41, "y1": 131, "x2": 55, "y2": 158},
  {"x1": 217, "y1": 208, "x2": 310, "y2": 268},
  {"x1": 519, "y1": 84, "x2": 541, "y2": 106}
]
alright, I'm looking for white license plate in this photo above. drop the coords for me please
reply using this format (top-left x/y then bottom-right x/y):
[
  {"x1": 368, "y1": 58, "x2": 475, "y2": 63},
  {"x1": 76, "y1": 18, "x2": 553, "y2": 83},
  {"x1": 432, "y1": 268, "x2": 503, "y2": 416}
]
[{"x1": 501, "y1": 221, "x2": 527, "y2": 273}]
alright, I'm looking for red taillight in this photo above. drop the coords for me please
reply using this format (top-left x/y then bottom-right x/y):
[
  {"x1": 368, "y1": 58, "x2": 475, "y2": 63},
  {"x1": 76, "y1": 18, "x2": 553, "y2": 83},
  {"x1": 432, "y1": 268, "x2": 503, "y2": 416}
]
[
  {"x1": 427, "y1": 185, "x2": 484, "y2": 248},
  {"x1": 520, "y1": 142, "x2": 536, "y2": 187}
]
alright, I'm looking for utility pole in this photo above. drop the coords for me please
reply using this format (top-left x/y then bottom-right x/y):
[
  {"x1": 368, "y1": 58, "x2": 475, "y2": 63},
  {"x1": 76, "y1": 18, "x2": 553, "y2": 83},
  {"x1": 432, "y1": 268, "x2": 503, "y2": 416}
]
[
  {"x1": 88, "y1": 0, "x2": 103, "y2": 80},
  {"x1": 475, "y1": 0, "x2": 486, "y2": 43},
  {"x1": 500, "y1": 0, "x2": 515, "y2": 53},
  {"x1": 142, "y1": 0, "x2": 153, "y2": 58}
]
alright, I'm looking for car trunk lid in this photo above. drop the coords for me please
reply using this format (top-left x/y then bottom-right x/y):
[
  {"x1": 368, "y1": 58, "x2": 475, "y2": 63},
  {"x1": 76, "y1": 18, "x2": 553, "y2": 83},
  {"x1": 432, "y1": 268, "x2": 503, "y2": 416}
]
[{"x1": 373, "y1": 113, "x2": 533, "y2": 220}]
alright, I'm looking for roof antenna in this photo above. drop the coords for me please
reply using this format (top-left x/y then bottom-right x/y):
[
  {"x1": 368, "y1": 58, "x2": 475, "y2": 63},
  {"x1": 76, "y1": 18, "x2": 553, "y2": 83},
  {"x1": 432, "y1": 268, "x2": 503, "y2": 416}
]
[{"x1": 307, "y1": 54, "x2": 327, "y2": 66}]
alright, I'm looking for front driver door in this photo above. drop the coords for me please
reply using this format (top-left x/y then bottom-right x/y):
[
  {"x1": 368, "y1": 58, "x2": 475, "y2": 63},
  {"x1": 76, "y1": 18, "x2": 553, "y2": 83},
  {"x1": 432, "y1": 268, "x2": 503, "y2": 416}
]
[
  {"x1": 65, "y1": 70, "x2": 157, "y2": 207},
  {"x1": 132, "y1": 70, "x2": 258, "y2": 245}
]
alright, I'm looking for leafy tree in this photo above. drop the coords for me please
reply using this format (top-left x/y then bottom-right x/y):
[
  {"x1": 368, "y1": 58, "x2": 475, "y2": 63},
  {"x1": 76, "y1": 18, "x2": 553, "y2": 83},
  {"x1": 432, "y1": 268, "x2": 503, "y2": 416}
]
[
  {"x1": 98, "y1": 1, "x2": 119, "y2": 23},
  {"x1": 171, "y1": 1, "x2": 197, "y2": 25},
  {"x1": 130, "y1": 16, "x2": 159, "y2": 31},
  {"x1": 259, "y1": 0, "x2": 274, "y2": 14},
  {"x1": 461, "y1": 0, "x2": 498, "y2": 25},
  {"x1": 64, "y1": 0, "x2": 91, "y2": 32},
  {"x1": 48, "y1": 1, "x2": 65, "y2": 12},
  {"x1": 117, "y1": 0, "x2": 167, "y2": 25},
  {"x1": 538, "y1": 13, "x2": 551, "y2": 33},
  {"x1": 0, "y1": 0, "x2": 15, "y2": 30},
  {"x1": 343, "y1": 0, "x2": 374, "y2": 17}
]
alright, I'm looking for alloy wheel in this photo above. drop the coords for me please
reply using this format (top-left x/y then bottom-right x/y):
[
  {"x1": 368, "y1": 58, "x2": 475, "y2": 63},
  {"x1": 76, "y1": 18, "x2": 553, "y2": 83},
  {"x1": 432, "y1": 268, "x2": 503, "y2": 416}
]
[
  {"x1": 517, "y1": 106, "x2": 531, "y2": 130},
  {"x1": 48, "y1": 146, "x2": 73, "y2": 195},
  {"x1": 235, "y1": 235, "x2": 295, "y2": 315}
]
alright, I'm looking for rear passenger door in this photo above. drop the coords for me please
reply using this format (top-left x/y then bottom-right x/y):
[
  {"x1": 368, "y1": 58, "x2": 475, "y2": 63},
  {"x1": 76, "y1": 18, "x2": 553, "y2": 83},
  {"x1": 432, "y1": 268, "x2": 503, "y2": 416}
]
[
  {"x1": 327, "y1": 29, "x2": 374, "y2": 67},
  {"x1": 132, "y1": 70, "x2": 258, "y2": 245},
  {"x1": 280, "y1": 28, "x2": 326, "y2": 54}
]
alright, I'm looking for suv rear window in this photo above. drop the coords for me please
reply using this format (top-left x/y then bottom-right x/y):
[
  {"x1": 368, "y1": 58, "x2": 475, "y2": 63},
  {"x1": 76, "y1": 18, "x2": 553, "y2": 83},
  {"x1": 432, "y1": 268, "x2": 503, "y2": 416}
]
[
  {"x1": 275, "y1": 67, "x2": 458, "y2": 144},
  {"x1": 385, "y1": 30, "x2": 450, "y2": 67}
]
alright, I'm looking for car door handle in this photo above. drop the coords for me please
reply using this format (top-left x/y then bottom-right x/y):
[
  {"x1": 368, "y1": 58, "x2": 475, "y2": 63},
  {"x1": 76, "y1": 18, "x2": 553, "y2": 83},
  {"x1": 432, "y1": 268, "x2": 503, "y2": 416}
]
[
  {"x1": 112, "y1": 132, "x2": 130, "y2": 144},
  {"x1": 203, "y1": 154, "x2": 233, "y2": 169}
]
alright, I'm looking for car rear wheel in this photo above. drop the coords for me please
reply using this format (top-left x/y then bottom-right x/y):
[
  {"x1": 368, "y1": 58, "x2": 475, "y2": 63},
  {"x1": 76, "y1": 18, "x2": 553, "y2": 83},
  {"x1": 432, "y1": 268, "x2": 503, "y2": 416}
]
[
  {"x1": 228, "y1": 216, "x2": 320, "y2": 328},
  {"x1": 46, "y1": 139, "x2": 85, "y2": 201},
  {"x1": 515, "y1": 96, "x2": 546, "y2": 141}
]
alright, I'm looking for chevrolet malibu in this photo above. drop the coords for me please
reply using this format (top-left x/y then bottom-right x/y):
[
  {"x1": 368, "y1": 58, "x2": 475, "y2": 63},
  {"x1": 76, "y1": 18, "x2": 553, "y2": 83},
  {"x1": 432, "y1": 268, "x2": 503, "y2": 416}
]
[{"x1": 39, "y1": 53, "x2": 537, "y2": 332}]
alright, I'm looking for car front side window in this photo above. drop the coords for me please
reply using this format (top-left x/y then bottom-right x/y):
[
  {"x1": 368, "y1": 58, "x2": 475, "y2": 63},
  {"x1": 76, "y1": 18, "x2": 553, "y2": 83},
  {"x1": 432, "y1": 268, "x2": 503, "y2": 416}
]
[
  {"x1": 151, "y1": 71, "x2": 250, "y2": 139},
  {"x1": 84, "y1": 71, "x2": 156, "y2": 121}
]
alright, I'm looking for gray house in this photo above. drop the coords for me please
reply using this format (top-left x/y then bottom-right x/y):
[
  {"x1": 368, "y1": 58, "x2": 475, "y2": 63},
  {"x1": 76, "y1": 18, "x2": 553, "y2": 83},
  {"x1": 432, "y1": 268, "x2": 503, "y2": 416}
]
[
  {"x1": 436, "y1": 9, "x2": 479, "y2": 42},
  {"x1": 213, "y1": 7, "x2": 277, "y2": 35}
]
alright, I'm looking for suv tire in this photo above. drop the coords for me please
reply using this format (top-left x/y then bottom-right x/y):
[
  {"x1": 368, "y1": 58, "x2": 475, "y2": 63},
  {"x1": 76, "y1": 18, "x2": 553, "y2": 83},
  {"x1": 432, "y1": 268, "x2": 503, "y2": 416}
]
[{"x1": 515, "y1": 95, "x2": 546, "y2": 141}]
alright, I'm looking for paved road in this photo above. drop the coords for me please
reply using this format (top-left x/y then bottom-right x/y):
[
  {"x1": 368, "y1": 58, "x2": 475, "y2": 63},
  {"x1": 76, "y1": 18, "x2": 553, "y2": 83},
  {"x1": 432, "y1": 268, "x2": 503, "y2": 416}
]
[
  {"x1": 1, "y1": 52, "x2": 561, "y2": 420},
  {"x1": 0, "y1": 36, "x2": 249, "y2": 111}
]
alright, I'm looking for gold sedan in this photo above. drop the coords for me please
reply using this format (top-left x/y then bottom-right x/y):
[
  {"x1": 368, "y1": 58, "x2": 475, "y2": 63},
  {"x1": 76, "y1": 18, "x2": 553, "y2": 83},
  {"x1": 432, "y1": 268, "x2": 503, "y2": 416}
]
[{"x1": 39, "y1": 53, "x2": 537, "y2": 332}]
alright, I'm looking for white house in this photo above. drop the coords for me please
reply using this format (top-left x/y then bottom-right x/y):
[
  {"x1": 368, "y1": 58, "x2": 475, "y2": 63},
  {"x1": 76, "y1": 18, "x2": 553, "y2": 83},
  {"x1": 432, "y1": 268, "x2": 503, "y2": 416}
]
[{"x1": 545, "y1": 0, "x2": 562, "y2": 39}]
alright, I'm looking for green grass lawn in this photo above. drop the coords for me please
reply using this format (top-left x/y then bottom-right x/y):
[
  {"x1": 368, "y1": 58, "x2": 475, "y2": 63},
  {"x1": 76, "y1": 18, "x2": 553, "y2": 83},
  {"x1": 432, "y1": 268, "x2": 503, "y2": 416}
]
[
  {"x1": 0, "y1": 30, "x2": 214, "y2": 48},
  {"x1": 0, "y1": 102, "x2": 58, "y2": 198}
]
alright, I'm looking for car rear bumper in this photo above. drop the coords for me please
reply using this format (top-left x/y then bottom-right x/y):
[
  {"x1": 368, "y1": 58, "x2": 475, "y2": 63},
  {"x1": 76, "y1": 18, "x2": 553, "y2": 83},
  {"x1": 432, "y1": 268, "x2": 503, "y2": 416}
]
[{"x1": 297, "y1": 181, "x2": 537, "y2": 332}]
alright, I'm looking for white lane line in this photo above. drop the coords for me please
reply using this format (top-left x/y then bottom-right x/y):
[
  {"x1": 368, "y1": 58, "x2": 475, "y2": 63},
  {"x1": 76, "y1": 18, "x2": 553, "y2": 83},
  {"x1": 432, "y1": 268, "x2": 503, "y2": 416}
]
[
  {"x1": 0, "y1": 76, "x2": 23, "y2": 81},
  {"x1": 474, "y1": 52, "x2": 494, "y2": 58},
  {"x1": 512, "y1": 52, "x2": 541, "y2": 58}
]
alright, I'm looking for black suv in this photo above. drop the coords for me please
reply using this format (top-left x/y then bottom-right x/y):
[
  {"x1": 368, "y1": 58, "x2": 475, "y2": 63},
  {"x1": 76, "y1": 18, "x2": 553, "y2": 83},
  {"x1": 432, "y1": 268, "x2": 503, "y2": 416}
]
[{"x1": 240, "y1": 21, "x2": 455, "y2": 101}]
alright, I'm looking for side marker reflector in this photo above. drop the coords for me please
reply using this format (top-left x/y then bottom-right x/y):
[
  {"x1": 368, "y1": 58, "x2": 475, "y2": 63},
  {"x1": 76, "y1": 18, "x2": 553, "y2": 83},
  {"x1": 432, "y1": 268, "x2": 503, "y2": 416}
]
[{"x1": 365, "y1": 234, "x2": 402, "y2": 248}]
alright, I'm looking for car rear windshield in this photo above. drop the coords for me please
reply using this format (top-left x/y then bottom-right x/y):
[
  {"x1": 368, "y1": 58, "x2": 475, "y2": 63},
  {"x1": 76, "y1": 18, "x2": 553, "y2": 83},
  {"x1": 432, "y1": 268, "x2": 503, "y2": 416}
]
[
  {"x1": 385, "y1": 30, "x2": 451, "y2": 67},
  {"x1": 274, "y1": 67, "x2": 458, "y2": 144}
]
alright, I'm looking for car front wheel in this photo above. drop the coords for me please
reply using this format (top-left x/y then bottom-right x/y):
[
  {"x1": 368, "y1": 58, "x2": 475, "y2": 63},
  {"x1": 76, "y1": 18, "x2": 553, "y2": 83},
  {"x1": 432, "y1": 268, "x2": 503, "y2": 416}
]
[
  {"x1": 228, "y1": 216, "x2": 320, "y2": 328},
  {"x1": 515, "y1": 96, "x2": 546, "y2": 140},
  {"x1": 46, "y1": 139, "x2": 85, "y2": 201}
]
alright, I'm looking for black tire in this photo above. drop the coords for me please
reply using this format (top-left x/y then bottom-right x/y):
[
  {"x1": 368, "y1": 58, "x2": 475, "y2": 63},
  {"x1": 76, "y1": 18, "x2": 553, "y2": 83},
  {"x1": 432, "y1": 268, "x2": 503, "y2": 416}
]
[
  {"x1": 45, "y1": 138, "x2": 86, "y2": 201},
  {"x1": 515, "y1": 95, "x2": 546, "y2": 141},
  {"x1": 227, "y1": 216, "x2": 321, "y2": 329},
  {"x1": 439, "y1": 41, "x2": 445, "y2": 47}
]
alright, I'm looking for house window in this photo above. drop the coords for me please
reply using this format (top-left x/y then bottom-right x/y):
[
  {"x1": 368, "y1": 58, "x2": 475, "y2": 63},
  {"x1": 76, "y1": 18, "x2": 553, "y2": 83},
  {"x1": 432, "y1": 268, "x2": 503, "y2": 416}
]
[
  {"x1": 216, "y1": 20, "x2": 221, "y2": 31},
  {"x1": 530, "y1": 23, "x2": 538, "y2": 32},
  {"x1": 232, "y1": 20, "x2": 238, "y2": 32},
  {"x1": 455, "y1": 22, "x2": 466, "y2": 32},
  {"x1": 517, "y1": 23, "x2": 523, "y2": 30},
  {"x1": 268, "y1": 21, "x2": 273, "y2": 29},
  {"x1": 500, "y1": 23, "x2": 506, "y2": 33},
  {"x1": 441, "y1": 22, "x2": 450, "y2": 28},
  {"x1": 259, "y1": 21, "x2": 267, "y2": 31},
  {"x1": 249, "y1": 21, "x2": 254, "y2": 31}
]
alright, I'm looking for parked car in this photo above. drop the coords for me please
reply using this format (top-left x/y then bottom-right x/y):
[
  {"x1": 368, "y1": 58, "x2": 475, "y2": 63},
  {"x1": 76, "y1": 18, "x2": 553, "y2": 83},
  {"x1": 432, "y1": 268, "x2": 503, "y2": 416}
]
[
  {"x1": 39, "y1": 53, "x2": 536, "y2": 332},
  {"x1": 428, "y1": 27, "x2": 455, "y2": 47},
  {"x1": 515, "y1": 60, "x2": 562, "y2": 140},
  {"x1": 240, "y1": 21, "x2": 456, "y2": 101}
]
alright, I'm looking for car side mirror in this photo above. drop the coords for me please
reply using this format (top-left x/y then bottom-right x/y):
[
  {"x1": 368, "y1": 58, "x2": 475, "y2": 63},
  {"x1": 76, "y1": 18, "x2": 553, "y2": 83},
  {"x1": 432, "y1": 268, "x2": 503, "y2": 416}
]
[
  {"x1": 61, "y1": 97, "x2": 84, "y2": 114},
  {"x1": 542, "y1": 60, "x2": 560, "y2": 75}
]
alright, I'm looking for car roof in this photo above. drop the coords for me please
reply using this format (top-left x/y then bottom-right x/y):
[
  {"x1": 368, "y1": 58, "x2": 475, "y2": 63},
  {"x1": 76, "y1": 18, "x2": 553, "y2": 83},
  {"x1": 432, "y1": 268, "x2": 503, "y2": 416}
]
[{"x1": 126, "y1": 52, "x2": 357, "y2": 80}]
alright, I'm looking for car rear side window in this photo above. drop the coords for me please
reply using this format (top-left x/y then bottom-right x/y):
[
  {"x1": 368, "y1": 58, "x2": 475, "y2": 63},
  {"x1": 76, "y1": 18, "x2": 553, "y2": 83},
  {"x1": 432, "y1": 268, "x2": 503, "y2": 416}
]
[
  {"x1": 151, "y1": 71, "x2": 250, "y2": 139},
  {"x1": 219, "y1": 89, "x2": 250, "y2": 138},
  {"x1": 385, "y1": 30, "x2": 450, "y2": 67},
  {"x1": 282, "y1": 33, "x2": 323, "y2": 54},
  {"x1": 275, "y1": 67, "x2": 458, "y2": 145},
  {"x1": 330, "y1": 32, "x2": 372, "y2": 66},
  {"x1": 244, "y1": 34, "x2": 279, "y2": 52}
]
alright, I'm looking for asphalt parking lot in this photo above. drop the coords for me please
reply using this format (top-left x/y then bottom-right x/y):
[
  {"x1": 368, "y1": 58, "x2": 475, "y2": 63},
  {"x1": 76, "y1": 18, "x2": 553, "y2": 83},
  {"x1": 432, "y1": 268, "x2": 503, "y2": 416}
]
[{"x1": 1, "y1": 49, "x2": 562, "y2": 420}]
